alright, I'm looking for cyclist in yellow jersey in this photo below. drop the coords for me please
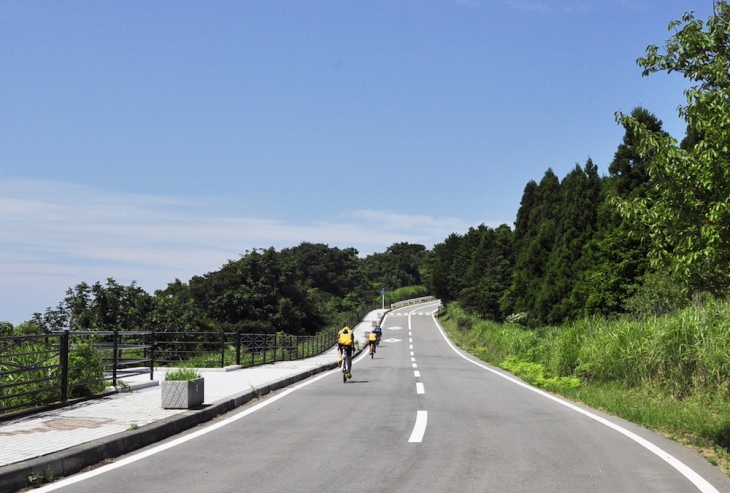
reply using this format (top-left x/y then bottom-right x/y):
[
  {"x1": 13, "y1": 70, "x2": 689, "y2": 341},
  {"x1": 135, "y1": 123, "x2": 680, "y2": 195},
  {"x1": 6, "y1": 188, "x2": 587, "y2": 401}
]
[
  {"x1": 337, "y1": 326, "x2": 354, "y2": 378},
  {"x1": 368, "y1": 329, "x2": 378, "y2": 355}
]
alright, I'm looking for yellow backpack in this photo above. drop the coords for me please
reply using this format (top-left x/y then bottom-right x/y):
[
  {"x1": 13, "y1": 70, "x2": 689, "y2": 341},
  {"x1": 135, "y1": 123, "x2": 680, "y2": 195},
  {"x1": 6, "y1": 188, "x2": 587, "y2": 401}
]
[
  {"x1": 368, "y1": 332, "x2": 378, "y2": 342},
  {"x1": 338, "y1": 329, "x2": 353, "y2": 346}
]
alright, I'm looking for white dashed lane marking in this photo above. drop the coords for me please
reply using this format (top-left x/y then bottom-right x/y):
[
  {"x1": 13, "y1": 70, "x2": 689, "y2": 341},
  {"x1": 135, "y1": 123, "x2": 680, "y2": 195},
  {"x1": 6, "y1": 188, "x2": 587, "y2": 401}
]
[{"x1": 408, "y1": 411, "x2": 428, "y2": 443}]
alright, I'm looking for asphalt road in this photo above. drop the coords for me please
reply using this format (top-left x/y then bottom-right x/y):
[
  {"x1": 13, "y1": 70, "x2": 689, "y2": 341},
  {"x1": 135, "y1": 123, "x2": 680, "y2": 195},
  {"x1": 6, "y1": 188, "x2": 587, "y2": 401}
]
[{"x1": 37, "y1": 302, "x2": 730, "y2": 492}]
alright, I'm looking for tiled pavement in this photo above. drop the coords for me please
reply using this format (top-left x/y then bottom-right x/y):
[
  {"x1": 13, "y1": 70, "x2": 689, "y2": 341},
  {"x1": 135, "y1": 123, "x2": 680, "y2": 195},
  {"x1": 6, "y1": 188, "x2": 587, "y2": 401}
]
[{"x1": 0, "y1": 309, "x2": 385, "y2": 490}]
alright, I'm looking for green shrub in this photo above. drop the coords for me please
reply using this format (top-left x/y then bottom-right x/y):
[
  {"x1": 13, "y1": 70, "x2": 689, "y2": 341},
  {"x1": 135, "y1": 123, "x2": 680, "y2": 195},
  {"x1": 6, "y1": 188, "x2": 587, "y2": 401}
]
[
  {"x1": 500, "y1": 357, "x2": 580, "y2": 392},
  {"x1": 165, "y1": 367, "x2": 201, "y2": 381},
  {"x1": 68, "y1": 340, "x2": 106, "y2": 397}
]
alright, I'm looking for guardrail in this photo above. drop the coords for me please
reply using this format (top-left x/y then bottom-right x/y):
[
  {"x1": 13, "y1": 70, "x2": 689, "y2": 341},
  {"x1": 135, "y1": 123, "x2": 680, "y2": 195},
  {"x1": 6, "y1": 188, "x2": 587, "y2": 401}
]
[{"x1": 390, "y1": 295, "x2": 436, "y2": 309}]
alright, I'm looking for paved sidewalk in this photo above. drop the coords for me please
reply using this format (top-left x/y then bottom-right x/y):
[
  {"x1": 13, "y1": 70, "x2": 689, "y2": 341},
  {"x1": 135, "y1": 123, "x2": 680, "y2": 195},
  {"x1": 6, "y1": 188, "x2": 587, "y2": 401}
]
[{"x1": 0, "y1": 309, "x2": 385, "y2": 492}]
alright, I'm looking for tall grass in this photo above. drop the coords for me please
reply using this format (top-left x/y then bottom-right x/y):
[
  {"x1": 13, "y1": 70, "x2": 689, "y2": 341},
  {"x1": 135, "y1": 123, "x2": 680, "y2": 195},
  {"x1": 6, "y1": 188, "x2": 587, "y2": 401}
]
[
  {"x1": 443, "y1": 300, "x2": 730, "y2": 468},
  {"x1": 447, "y1": 299, "x2": 730, "y2": 398}
]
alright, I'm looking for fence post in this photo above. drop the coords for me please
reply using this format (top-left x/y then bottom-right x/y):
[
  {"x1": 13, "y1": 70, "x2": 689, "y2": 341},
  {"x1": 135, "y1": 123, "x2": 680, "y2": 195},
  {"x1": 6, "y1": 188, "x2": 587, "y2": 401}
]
[
  {"x1": 150, "y1": 331, "x2": 155, "y2": 381},
  {"x1": 60, "y1": 331, "x2": 69, "y2": 404},
  {"x1": 236, "y1": 331, "x2": 241, "y2": 366},
  {"x1": 220, "y1": 331, "x2": 225, "y2": 368},
  {"x1": 112, "y1": 329, "x2": 118, "y2": 387},
  {"x1": 274, "y1": 333, "x2": 278, "y2": 363}
]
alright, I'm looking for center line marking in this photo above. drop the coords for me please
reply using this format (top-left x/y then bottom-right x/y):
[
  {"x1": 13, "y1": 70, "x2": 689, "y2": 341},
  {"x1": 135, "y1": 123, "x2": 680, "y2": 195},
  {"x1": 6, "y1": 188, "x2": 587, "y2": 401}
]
[
  {"x1": 410, "y1": 351, "x2": 414, "y2": 356},
  {"x1": 408, "y1": 410, "x2": 428, "y2": 443},
  {"x1": 414, "y1": 370, "x2": 421, "y2": 377},
  {"x1": 416, "y1": 382, "x2": 425, "y2": 394},
  {"x1": 409, "y1": 344, "x2": 413, "y2": 349},
  {"x1": 411, "y1": 357, "x2": 416, "y2": 362},
  {"x1": 412, "y1": 363, "x2": 418, "y2": 368}
]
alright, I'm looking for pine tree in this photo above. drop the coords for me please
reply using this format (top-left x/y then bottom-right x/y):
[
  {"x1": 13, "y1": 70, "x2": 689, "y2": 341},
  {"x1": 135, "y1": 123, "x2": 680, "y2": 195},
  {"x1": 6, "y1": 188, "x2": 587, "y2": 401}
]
[
  {"x1": 536, "y1": 160, "x2": 601, "y2": 324},
  {"x1": 579, "y1": 107, "x2": 662, "y2": 315},
  {"x1": 506, "y1": 169, "x2": 561, "y2": 324}
]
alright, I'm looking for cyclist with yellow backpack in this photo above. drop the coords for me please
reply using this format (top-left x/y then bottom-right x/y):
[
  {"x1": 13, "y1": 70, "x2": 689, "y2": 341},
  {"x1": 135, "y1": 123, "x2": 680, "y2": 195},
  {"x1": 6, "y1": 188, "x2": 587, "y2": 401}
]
[
  {"x1": 337, "y1": 326, "x2": 354, "y2": 378},
  {"x1": 368, "y1": 329, "x2": 378, "y2": 357}
]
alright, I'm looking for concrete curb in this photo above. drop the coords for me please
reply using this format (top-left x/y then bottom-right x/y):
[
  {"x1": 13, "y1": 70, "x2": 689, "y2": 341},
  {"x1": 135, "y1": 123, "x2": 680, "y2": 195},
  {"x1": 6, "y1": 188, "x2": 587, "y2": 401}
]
[{"x1": 0, "y1": 361, "x2": 340, "y2": 493}]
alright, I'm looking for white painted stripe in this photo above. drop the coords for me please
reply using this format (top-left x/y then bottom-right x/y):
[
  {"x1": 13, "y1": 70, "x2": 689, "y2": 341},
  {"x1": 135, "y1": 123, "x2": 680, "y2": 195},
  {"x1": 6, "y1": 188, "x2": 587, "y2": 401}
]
[
  {"x1": 34, "y1": 366, "x2": 337, "y2": 492},
  {"x1": 414, "y1": 370, "x2": 421, "y2": 377},
  {"x1": 431, "y1": 313, "x2": 720, "y2": 493},
  {"x1": 409, "y1": 332, "x2": 412, "y2": 336},
  {"x1": 411, "y1": 357, "x2": 416, "y2": 362},
  {"x1": 416, "y1": 382, "x2": 425, "y2": 394},
  {"x1": 409, "y1": 344, "x2": 413, "y2": 349},
  {"x1": 412, "y1": 363, "x2": 418, "y2": 368},
  {"x1": 410, "y1": 351, "x2": 414, "y2": 356},
  {"x1": 409, "y1": 338, "x2": 412, "y2": 343},
  {"x1": 408, "y1": 410, "x2": 428, "y2": 443}
]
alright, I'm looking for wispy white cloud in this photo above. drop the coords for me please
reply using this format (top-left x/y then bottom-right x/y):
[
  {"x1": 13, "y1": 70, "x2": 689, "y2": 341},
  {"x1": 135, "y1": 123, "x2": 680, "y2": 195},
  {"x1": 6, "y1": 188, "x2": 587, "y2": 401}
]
[{"x1": 0, "y1": 178, "x2": 478, "y2": 324}]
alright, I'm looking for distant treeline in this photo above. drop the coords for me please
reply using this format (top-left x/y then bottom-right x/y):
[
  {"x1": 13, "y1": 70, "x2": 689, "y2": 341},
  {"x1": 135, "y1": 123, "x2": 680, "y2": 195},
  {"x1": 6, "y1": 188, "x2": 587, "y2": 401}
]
[
  {"x1": 0, "y1": 107, "x2": 709, "y2": 335},
  {"x1": 2, "y1": 105, "x2": 714, "y2": 335},
  {"x1": 425, "y1": 5, "x2": 730, "y2": 327},
  {"x1": 425, "y1": 104, "x2": 716, "y2": 327},
  {"x1": 5, "y1": 242, "x2": 427, "y2": 336}
]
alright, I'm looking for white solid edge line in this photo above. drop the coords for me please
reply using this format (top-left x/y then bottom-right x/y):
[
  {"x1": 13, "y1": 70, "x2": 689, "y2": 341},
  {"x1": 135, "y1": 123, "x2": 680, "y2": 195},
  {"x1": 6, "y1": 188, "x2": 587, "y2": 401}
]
[
  {"x1": 416, "y1": 382, "x2": 425, "y2": 395},
  {"x1": 36, "y1": 343, "x2": 378, "y2": 492},
  {"x1": 408, "y1": 410, "x2": 428, "y2": 442},
  {"x1": 430, "y1": 313, "x2": 719, "y2": 493},
  {"x1": 42, "y1": 312, "x2": 393, "y2": 491}
]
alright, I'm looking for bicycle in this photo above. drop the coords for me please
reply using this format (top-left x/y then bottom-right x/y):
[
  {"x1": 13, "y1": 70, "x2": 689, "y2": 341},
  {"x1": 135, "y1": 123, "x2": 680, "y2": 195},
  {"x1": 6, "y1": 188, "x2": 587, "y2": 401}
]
[
  {"x1": 341, "y1": 347, "x2": 351, "y2": 383},
  {"x1": 369, "y1": 341, "x2": 375, "y2": 358}
]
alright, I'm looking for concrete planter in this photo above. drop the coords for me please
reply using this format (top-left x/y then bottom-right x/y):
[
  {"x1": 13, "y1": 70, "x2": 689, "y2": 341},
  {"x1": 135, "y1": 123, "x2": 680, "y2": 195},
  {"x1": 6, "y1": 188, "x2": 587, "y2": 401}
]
[{"x1": 161, "y1": 378, "x2": 205, "y2": 409}]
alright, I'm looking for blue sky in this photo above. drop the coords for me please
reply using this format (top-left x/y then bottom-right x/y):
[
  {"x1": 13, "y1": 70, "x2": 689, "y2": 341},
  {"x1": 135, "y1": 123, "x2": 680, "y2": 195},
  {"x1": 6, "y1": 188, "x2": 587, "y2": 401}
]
[{"x1": 0, "y1": 0, "x2": 712, "y2": 324}]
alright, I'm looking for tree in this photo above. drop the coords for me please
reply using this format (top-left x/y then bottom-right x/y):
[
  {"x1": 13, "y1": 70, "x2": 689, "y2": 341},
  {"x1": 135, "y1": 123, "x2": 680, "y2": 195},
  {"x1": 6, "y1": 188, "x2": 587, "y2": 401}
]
[
  {"x1": 280, "y1": 242, "x2": 365, "y2": 299},
  {"x1": 422, "y1": 234, "x2": 463, "y2": 303},
  {"x1": 459, "y1": 224, "x2": 514, "y2": 321},
  {"x1": 579, "y1": 107, "x2": 663, "y2": 316},
  {"x1": 189, "y1": 248, "x2": 326, "y2": 335},
  {"x1": 617, "y1": 3, "x2": 730, "y2": 294},
  {"x1": 32, "y1": 279, "x2": 153, "y2": 332},
  {"x1": 360, "y1": 242, "x2": 427, "y2": 291},
  {"x1": 536, "y1": 160, "x2": 602, "y2": 324},
  {"x1": 505, "y1": 169, "x2": 561, "y2": 323}
]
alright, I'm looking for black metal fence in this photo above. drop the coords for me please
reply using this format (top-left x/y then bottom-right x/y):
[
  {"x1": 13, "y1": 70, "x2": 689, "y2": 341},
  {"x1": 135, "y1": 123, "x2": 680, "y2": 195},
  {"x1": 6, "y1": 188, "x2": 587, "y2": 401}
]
[
  {"x1": 0, "y1": 330, "x2": 153, "y2": 415},
  {"x1": 0, "y1": 301, "x2": 380, "y2": 417}
]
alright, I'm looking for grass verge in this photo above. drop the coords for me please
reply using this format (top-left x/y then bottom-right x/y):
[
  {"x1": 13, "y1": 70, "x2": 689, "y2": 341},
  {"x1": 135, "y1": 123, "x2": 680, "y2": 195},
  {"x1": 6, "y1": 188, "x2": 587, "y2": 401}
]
[{"x1": 439, "y1": 311, "x2": 730, "y2": 475}]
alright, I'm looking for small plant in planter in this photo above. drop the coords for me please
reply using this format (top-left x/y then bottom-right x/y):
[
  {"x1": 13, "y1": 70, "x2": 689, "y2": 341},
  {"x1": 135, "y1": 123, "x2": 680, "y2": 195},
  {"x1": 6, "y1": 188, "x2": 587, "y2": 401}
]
[{"x1": 161, "y1": 368, "x2": 204, "y2": 409}]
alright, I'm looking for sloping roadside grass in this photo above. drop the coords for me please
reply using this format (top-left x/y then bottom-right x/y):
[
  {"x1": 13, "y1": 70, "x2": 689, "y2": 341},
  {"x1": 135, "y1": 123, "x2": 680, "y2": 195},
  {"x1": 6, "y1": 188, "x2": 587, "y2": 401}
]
[{"x1": 439, "y1": 302, "x2": 730, "y2": 474}]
